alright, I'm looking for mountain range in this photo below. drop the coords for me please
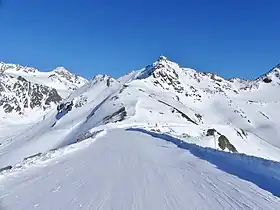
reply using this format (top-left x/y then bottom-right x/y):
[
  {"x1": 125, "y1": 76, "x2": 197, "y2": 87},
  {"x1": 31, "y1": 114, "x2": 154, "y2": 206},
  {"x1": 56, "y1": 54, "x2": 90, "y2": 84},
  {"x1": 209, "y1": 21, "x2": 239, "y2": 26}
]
[
  {"x1": 1, "y1": 56, "x2": 280, "y2": 209},
  {"x1": 1, "y1": 56, "x2": 280, "y2": 159}
]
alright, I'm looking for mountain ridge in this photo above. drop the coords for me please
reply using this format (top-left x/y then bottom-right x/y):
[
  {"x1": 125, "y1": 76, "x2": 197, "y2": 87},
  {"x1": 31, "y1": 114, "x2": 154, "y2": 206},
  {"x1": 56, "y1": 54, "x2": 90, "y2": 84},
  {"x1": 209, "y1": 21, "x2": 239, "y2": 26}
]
[
  {"x1": 0, "y1": 61, "x2": 87, "y2": 115},
  {"x1": 1, "y1": 57, "x2": 279, "y2": 85},
  {"x1": 1, "y1": 57, "x2": 280, "y2": 163}
]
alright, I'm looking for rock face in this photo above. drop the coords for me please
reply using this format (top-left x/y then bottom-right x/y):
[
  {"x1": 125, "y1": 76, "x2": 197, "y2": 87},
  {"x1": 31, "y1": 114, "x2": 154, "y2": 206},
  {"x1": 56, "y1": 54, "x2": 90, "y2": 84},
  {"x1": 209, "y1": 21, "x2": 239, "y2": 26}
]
[
  {"x1": 0, "y1": 62, "x2": 87, "y2": 114},
  {"x1": 0, "y1": 62, "x2": 36, "y2": 73},
  {"x1": 0, "y1": 62, "x2": 87, "y2": 95},
  {"x1": 0, "y1": 74, "x2": 62, "y2": 114}
]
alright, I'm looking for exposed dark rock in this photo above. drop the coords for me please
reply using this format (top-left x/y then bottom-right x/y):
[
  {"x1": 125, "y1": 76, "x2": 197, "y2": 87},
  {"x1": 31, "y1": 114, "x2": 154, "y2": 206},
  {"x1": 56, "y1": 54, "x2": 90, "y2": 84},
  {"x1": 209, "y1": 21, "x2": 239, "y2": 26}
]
[
  {"x1": 240, "y1": 129, "x2": 247, "y2": 137},
  {"x1": 45, "y1": 89, "x2": 62, "y2": 105},
  {"x1": 110, "y1": 96, "x2": 119, "y2": 101},
  {"x1": 195, "y1": 113, "x2": 203, "y2": 122},
  {"x1": 158, "y1": 100, "x2": 198, "y2": 125},
  {"x1": 263, "y1": 77, "x2": 272, "y2": 83},
  {"x1": 24, "y1": 153, "x2": 42, "y2": 160},
  {"x1": 0, "y1": 73, "x2": 63, "y2": 113},
  {"x1": 17, "y1": 76, "x2": 27, "y2": 82},
  {"x1": 106, "y1": 78, "x2": 111, "y2": 87},
  {"x1": 75, "y1": 95, "x2": 88, "y2": 108},
  {"x1": 3, "y1": 104, "x2": 13, "y2": 113},
  {"x1": 218, "y1": 135, "x2": 237, "y2": 152},
  {"x1": 259, "y1": 111, "x2": 269, "y2": 119},
  {"x1": 86, "y1": 95, "x2": 111, "y2": 121},
  {"x1": 0, "y1": 165, "x2": 12, "y2": 173},
  {"x1": 0, "y1": 83, "x2": 4, "y2": 92},
  {"x1": 103, "y1": 107, "x2": 127, "y2": 124},
  {"x1": 206, "y1": 129, "x2": 216, "y2": 136},
  {"x1": 76, "y1": 130, "x2": 104, "y2": 142},
  {"x1": 236, "y1": 130, "x2": 243, "y2": 139},
  {"x1": 119, "y1": 85, "x2": 128, "y2": 93}
]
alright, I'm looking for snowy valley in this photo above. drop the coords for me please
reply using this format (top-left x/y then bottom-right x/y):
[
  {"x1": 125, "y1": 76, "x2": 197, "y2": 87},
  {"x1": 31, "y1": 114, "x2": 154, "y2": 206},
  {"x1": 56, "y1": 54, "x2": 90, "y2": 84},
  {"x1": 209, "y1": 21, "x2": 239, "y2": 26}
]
[{"x1": 0, "y1": 57, "x2": 280, "y2": 209}]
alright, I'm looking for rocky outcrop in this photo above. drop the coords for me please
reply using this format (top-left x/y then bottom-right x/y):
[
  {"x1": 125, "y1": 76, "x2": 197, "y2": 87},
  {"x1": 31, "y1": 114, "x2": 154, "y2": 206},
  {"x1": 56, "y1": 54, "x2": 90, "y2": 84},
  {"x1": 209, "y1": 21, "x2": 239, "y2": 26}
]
[{"x1": 0, "y1": 74, "x2": 62, "y2": 114}]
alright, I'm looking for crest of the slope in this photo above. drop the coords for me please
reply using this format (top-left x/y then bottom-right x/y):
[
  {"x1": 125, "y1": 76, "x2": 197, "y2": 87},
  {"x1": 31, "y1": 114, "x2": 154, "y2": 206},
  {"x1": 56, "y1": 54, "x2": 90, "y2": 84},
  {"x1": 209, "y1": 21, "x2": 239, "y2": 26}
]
[{"x1": 133, "y1": 56, "x2": 187, "y2": 80}]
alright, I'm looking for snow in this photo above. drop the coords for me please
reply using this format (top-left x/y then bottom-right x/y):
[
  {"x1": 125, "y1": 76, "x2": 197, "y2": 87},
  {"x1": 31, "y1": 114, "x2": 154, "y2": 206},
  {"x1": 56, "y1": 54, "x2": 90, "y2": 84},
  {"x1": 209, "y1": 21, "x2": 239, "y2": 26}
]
[
  {"x1": 1, "y1": 129, "x2": 280, "y2": 209},
  {"x1": 1, "y1": 62, "x2": 87, "y2": 97},
  {"x1": 1, "y1": 57, "x2": 280, "y2": 209}
]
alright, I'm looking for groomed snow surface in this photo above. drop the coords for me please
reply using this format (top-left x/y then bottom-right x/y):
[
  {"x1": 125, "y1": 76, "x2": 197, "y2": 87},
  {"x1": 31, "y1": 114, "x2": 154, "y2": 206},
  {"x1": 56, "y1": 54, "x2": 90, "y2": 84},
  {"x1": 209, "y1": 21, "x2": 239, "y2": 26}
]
[{"x1": 1, "y1": 128, "x2": 280, "y2": 209}]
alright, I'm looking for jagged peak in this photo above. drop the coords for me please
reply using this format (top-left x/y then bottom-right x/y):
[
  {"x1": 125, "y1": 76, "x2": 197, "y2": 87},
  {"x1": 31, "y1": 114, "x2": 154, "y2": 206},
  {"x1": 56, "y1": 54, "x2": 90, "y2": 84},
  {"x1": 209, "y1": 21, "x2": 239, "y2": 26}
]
[
  {"x1": 256, "y1": 63, "x2": 280, "y2": 83},
  {"x1": 0, "y1": 61, "x2": 38, "y2": 73},
  {"x1": 154, "y1": 56, "x2": 179, "y2": 67},
  {"x1": 92, "y1": 74, "x2": 111, "y2": 80},
  {"x1": 157, "y1": 55, "x2": 168, "y2": 62},
  {"x1": 276, "y1": 63, "x2": 280, "y2": 69},
  {"x1": 135, "y1": 56, "x2": 181, "y2": 80},
  {"x1": 91, "y1": 74, "x2": 115, "y2": 83},
  {"x1": 87, "y1": 74, "x2": 117, "y2": 88},
  {"x1": 53, "y1": 66, "x2": 70, "y2": 74}
]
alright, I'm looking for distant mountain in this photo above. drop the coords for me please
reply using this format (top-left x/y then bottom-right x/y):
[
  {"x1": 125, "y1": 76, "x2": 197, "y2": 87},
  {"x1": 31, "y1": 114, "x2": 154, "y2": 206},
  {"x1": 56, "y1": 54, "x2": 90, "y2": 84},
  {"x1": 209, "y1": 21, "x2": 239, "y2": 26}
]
[
  {"x1": 256, "y1": 63, "x2": 280, "y2": 84},
  {"x1": 0, "y1": 62, "x2": 87, "y2": 115}
]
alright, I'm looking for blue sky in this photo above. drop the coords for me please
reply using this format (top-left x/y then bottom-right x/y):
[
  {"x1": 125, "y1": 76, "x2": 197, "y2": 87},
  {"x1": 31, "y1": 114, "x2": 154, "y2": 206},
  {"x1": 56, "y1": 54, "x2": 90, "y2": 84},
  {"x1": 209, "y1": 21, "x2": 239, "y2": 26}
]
[{"x1": 0, "y1": 0, "x2": 279, "y2": 79}]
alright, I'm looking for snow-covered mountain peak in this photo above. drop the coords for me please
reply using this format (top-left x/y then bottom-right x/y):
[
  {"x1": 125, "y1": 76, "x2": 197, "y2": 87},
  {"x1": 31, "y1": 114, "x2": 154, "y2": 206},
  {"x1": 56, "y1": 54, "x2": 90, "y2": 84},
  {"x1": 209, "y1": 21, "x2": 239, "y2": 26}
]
[
  {"x1": 158, "y1": 55, "x2": 168, "y2": 61},
  {"x1": 0, "y1": 62, "x2": 38, "y2": 74},
  {"x1": 0, "y1": 61, "x2": 88, "y2": 98},
  {"x1": 92, "y1": 74, "x2": 111, "y2": 81},
  {"x1": 53, "y1": 66, "x2": 68, "y2": 73},
  {"x1": 266, "y1": 66, "x2": 280, "y2": 79},
  {"x1": 49, "y1": 66, "x2": 88, "y2": 91},
  {"x1": 0, "y1": 61, "x2": 88, "y2": 116},
  {"x1": 131, "y1": 57, "x2": 239, "y2": 99},
  {"x1": 256, "y1": 64, "x2": 280, "y2": 85},
  {"x1": 135, "y1": 56, "x2": 228, "y2": 86},
  {"x1": 52, "y1": 67, "x2": 73, "y2": 77},
  {"x1": 135, "y1": 56, "x2": 181, "y2": 80},
  {"x1": 89, "y1": 74, "x2": 116, "y2": 86}
]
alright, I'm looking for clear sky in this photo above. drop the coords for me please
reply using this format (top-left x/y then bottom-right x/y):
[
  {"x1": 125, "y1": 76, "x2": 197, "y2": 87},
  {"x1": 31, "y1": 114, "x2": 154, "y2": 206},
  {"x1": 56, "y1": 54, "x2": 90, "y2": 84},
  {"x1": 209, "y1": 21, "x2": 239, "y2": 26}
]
[{"x1": 0, "y1": 0, "x2": 279, "y2": 79}]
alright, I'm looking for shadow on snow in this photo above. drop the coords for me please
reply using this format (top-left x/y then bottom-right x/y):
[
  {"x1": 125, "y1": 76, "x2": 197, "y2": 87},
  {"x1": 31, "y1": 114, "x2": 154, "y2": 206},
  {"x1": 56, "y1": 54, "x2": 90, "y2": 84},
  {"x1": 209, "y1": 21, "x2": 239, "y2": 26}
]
[{"x1": 126, "y1": 128, "x2": 280, "y2": 198}]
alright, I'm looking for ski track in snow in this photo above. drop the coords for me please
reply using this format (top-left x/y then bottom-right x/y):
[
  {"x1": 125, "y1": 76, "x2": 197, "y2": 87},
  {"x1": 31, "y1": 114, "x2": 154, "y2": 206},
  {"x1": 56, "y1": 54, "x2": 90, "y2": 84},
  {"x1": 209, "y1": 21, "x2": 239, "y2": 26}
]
[{"x1": 0, "y1": 129, "x2": 280, "y2": 210}]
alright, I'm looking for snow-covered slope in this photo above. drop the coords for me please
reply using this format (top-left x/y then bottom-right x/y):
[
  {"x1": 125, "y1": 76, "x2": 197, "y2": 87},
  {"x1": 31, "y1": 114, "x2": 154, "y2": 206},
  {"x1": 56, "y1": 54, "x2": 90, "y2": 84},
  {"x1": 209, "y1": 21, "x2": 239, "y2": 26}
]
[
  {"x1": 0, "y1": 61, "x2": 88, "y2": 154},
  {"x1": 0, "y1": 57, "x2": 280, "y2": 209},
  {"x1": 1, "y1": 129, "x2": 280, "y2": 209}
]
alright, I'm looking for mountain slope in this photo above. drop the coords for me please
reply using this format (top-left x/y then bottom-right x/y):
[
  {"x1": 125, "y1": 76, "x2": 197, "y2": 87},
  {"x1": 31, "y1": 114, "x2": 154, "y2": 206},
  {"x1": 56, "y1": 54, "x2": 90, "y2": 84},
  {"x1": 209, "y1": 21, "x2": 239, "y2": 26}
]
[
  {"x1": 0, "y1": 57, "x2": 280, "y2": 209},
  {"x1": 1, "y1": 57, "x2": 280, "y2": 168},
  {"x1": 0, "y1": 61, "x2": 88, "y2": 151},
  {"x1": 1, "y1": 129, "x2": 280, "y2": 209}
]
